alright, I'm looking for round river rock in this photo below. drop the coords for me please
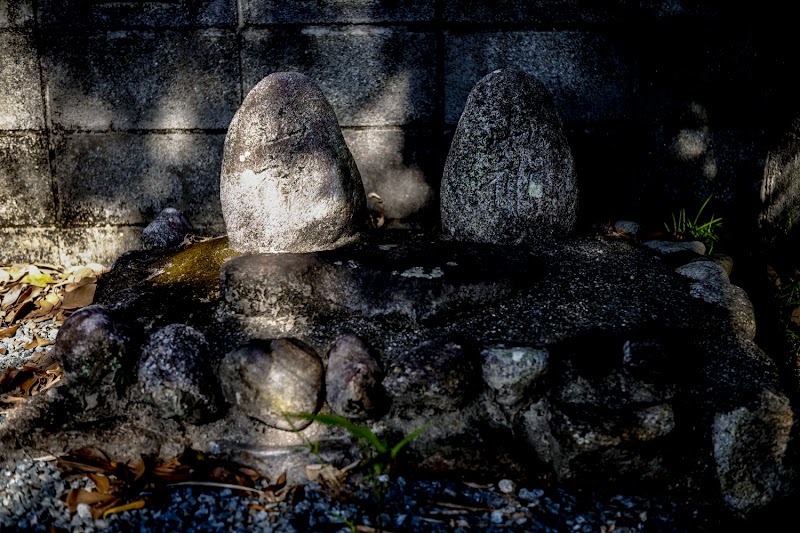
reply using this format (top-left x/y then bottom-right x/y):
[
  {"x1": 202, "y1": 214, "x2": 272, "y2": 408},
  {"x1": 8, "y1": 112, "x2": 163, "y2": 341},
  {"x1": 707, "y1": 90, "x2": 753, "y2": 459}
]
[
  {"x1": 220, "y1": 71, "x2": 366, "y2": 253},
  {"x1": 219, "y1": 337, "x2": 324, "y2": 430}
]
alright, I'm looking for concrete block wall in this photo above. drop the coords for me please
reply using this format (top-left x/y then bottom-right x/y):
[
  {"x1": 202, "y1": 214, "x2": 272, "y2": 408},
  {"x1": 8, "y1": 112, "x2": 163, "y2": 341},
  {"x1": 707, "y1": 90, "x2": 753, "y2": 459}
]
[{"x1": 0, "y1": 1, "x2": 793, "y2": 266}]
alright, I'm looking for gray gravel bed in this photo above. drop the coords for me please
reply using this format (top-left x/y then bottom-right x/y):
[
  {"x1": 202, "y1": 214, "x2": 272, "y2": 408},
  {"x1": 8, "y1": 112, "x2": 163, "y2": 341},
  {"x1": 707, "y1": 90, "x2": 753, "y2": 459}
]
[{"x1": 1, "y1": 456, "x2": 738, "y2": 532}]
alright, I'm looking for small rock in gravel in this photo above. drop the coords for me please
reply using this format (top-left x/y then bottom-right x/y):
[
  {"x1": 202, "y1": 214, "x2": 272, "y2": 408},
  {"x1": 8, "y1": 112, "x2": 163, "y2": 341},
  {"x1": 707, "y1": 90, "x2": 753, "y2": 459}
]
[{"x1": 498, "y1": 478, "x2": 516, "y2": 494}]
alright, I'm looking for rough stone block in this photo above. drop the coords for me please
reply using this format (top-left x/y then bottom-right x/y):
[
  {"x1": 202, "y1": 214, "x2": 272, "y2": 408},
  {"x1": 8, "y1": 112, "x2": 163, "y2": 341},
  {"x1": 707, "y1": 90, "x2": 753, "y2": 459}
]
[
  {"x1": 444, "y1": 0, "x2": 628, "y2": 24},
  {"x1": 342, "y1": 128, "x2": 439, "y2": 223},
  {"x1": 59, "y1": 226, "x2": 142, "y2": 267},
  {"x1": 242, "y1": 28, "x2": 438, "y2": 127},
  {"x1": 0, "y1": 0, "x2": 34, "y2": 27},
  {"x1": 242, "y1": 0, "x2": 434, "y2": 23},
  {"x1": 0, "y1": 227, "x2": 59, "y2": 264},
  {"x1": 38, "y1": 0, "x2": 235, "y2": 28},
  {"x1": 445, "y1": 31, "x2": 631, "y2": 126},
  {"x1": 0, "y1": 133, "x2": 54, "y2": 225},
  {"x1": 43, "y1": 30, "x2": 239, "y2": 130},
  {"x1": 0, "y1": 30, "x2": 44, "y2": 129},
  {"x1": 54, "y1": 133, "x2": 225, "y2": 227}
]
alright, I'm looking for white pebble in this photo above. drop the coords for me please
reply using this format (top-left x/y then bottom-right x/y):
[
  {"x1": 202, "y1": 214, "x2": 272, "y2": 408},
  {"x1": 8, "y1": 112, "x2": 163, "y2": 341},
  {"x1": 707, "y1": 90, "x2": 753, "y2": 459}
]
[
  {"x1": 77, "y1": 503, "x2": 93, "y2": 519},
  {"x1": 490, "y1": 509, "x2": 504, "y2": 524},
  {"x1": 498, "y1": 479, "x2": 516, "y2": 494}
]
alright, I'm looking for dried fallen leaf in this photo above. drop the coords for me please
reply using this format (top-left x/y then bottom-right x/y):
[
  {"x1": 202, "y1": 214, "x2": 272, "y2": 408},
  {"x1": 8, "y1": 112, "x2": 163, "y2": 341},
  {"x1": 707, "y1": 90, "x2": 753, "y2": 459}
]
[
  {"x1": 7, "y1": 265, "x2": 28, "y2": 283},
  {"x1": 61, "y1": 284, "x2": 97, "y2": 310},
  {"x1": 127, "y1": 457, "x2": 146, "y2": 482},
  {"x1": 792, "y1": 306, "x2": 800, "y2": 327},
  {"x1": 21, "y1": 268, "x2": 54, "y2": 288},
  {"x1": 88, "y1": 473, "x2": 112, "y2": 494},
  {"x1": 1, "y1": 284, "x2": 23, "y2": 310},
  {"x1": 102, "y1": 500, "x2": 145, "y2": 520},
  {"x1": 26, "y1": 300, "x2": 54, "y2": 320},
  {"x1": 305, "y1": 463, "x2": 347, "y2": 490},
  {"x1": 63, "y1": 488, "x2": 118, "y2": 514},
  {"x1": 0, "y1": 324, "x2": 19, "y2": 338},
  {"x1": 57, "y1": 447, "x2": 115, "y2": 475},
  {"x1": 6, "y1": 300, "x2": 35, "y2": 323},
  {"x1": 35, "y1": 335, "x2": 54, "y2": 347}
]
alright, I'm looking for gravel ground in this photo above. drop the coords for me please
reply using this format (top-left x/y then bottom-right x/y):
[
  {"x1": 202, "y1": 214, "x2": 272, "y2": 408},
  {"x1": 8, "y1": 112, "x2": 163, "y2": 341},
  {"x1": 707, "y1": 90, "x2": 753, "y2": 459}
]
[{"x1": 1, "y1": 455, "x2": 733, "y2": 532}]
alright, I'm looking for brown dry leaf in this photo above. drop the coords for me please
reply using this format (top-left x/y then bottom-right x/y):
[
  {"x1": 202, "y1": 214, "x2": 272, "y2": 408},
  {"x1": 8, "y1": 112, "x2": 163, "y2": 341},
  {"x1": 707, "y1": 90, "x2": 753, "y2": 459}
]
[
  {"x1": 33, "y1": 262, "x2": 64, "y2": 273},
  {"x1": 0, "y1": 270, "x2": 9, "y2": 284},
  {"x1": 0, "y1": 366, "x2": 19, "y2": 392},
  {"x1": 127, "y1": 457, "x2": 146, "y2": 482},
  {"x1": 150, "y1": 461, "x2": 194, "y2": 483},
  {"x1": 61, "y1": 284, "x2": 96, "y2": 310},
  {"x1": 7, "y1": 265, "x2": 28, "y2": 283},
  {"x1": 23, "y1": 338, "x2": 38, "y2": 350},
  {"x1": 65, "y1": 265, "x2": 96, "y2": 279},
  {"x1": 1, "y1": 284, "x2": 24, "y2": 310},
  {"x1": 63, "y1": 488, "x2": 118, "y2": 514},
  {"x1": 0, "y1": 347, "x2": 5, "y2": 355},
  {"x1": 35, "y1": 335, "x2": 54, "y2": 347},
  {"x1": 305, "y1": 463, "x2": 347, "y2": 490},
  {"x1": 792, "y1": 306, "x2": 800, "y2": 327},
  {"x1": 6, "y1": 301, "x2": 35, "y2": 323},
  {"x1": 102, "y1": 500, "x2": 145, "y2": 520},
  {"x1": 26, "y1": 300, "x2": 54, "y2": 320},
  {"x1": 0, "y1": 324, "x2": 19, "y2": 338},
  {"x1": 17, "y1": 285, "x2": 42, "y2": 307},
  {"x1": 17, "y1": 373, "x2": 40, "y2": 395},
  {"x1": 88, "y1": 473, "x2": 113, "y2": 494},
  {"x1": 87, "y1": 263, "x2": 107, "y2": 276},
  {"x1": 57, "y1": 447, "x2": 115, "y2": 475},
  {"x1": 28, "y1": 351, "x2": 56, "y2": 367}
]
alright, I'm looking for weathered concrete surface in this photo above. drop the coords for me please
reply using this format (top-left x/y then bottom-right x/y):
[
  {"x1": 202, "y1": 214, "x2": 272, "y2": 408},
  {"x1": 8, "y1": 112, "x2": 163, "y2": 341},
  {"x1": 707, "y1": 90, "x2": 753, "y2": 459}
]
[
  {"x1": 242, "y1": 0, "x2": 435, "y2": 23},
  {"x1": 242, "y1": 27, "x2": 438, "y2": 127},
  {"x1": 342, "y1": 128, "x2": 438, "y2": 223},
  {"x1": 0, "y1": 30, "x2": 44, "y2": 129},
  {"x1": 0, "y1": 227, "x2": 60, "y2": 264},
  {"x1": 0, "y1": 0, "x2": 34, "y2": 27},
  {"x1": 43, "y1": 30, "x2": 239, "y2": 130},
  {"x1": 38, "y1": 0, "x2": 236, "y2": 28},
  {"x1": 59, "y1": 226, "x2": 143, "y2": 267},
  {"x1": 444, "y1": 0, "x2": 628, "y2": 24},
  {"x1": 53, "y1": 133, "x2": 225, "y2": 227},
  {"x1": 0, "y1": 133, "x2": 53, "y2": 225},
  {"x1": 444, "y1": 32, "x2": 630, "y2": 126}
]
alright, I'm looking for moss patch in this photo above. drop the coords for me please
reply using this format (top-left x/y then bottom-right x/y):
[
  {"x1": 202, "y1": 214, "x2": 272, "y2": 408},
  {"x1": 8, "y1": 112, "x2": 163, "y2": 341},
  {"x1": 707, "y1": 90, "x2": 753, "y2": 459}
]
[{"x1": 150, "y1": 237, "x2": 240, "y2": 296}]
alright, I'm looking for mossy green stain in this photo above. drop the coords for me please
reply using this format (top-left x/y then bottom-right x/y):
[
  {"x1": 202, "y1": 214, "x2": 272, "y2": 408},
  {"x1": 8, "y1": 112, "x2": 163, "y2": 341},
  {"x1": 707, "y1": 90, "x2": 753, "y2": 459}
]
[{"x1": 150, "y1": 236, "x2": 240, "y2": 295}]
